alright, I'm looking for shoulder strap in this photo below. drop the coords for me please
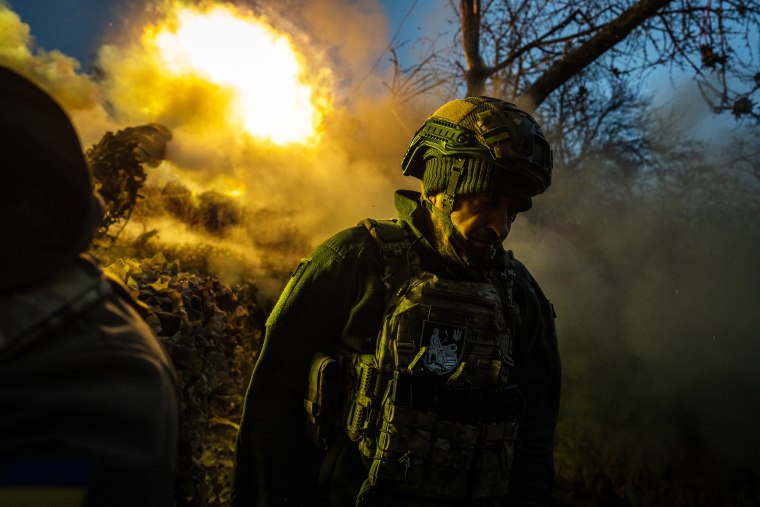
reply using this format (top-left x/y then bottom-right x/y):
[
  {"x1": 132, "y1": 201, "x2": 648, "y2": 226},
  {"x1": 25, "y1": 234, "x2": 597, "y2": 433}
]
[
  {"x1": 500, "y1": 250, "x2": 520, "y2": 369},
  {"x1": 0, "y1": 259, "x2": 112, "y2": 360},
  {"x1": 358, "y1": 218, "x2": 420, "y2": 303}
]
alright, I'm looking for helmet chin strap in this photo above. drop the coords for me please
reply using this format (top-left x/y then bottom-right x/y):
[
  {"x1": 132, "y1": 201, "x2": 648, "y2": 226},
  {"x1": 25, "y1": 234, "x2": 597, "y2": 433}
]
[
  {"x1": 441, "y1": 158, "x2": 464, "y2": 215},
  {"x1": 423, "y1": 158, "x2": 462, "y2": 237}
]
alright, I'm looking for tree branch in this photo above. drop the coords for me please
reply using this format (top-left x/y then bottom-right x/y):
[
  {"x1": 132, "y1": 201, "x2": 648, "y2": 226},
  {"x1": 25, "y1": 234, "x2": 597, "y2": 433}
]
[{"x1": 516, "y1": 0, "x2": 674, "y2": 112}]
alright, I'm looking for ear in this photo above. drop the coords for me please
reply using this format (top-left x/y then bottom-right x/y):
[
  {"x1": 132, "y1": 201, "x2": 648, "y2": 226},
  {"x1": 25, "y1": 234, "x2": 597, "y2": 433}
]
[
  {"x1": 420, "y1": 183, "x2": 438, "y2": 203},
  {"x1": 428, "y1": 193, "x2": 445, "y2": 210}
]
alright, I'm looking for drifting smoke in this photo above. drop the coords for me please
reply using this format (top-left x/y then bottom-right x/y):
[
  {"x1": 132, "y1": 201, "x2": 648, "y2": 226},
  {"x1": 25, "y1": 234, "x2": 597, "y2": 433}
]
[{"x1": 507, "y1": 103, "x2": 760, "y2": 504}]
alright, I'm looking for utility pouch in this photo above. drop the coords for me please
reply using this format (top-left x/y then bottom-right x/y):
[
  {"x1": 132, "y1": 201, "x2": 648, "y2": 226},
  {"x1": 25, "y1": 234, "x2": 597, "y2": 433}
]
[
  {"x1": 376, "y1": 272, "x2": 511, "y2": 383},
  {"x1": 367, "y1": 378, "x2": 524, "y2": 500},
  {"x1": 304, "y1": 353, "x2": 339, "y2": 450},
  {"x1": 346, "y1": 355, "x2": 382, "y2": 440}
]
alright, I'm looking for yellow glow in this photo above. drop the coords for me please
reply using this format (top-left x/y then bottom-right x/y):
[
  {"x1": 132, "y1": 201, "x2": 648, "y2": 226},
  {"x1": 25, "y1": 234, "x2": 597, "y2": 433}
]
[{"x1": 144, "y1": 5, "x2": 322, "y2": 144}]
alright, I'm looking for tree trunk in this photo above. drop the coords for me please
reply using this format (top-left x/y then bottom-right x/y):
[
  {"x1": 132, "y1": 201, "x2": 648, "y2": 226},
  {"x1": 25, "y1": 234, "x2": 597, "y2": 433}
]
[
  {"x1": 461, "y1": 0, "x2": 488, "y2": 97},
  {"x1": 516, "y1": 0, "x2": 673, "y2": 112}
]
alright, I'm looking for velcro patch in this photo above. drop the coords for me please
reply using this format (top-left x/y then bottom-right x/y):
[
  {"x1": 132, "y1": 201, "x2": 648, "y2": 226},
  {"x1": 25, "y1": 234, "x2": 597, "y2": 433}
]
[{"x1": 430, "y1": 100, "x2": 477, "y2": 124}]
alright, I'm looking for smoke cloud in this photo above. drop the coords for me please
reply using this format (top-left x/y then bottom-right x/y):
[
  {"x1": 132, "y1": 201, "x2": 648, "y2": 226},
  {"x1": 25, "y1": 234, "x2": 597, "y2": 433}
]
[{"x1": 507, "y1": 108, "x2": 760, "y2": 504}]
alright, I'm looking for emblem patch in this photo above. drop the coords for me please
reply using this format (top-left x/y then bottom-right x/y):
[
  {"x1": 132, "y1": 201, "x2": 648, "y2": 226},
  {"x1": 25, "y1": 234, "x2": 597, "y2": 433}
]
[{"x1": 420, "y1": 320, "x2": 466, "y2": 374}]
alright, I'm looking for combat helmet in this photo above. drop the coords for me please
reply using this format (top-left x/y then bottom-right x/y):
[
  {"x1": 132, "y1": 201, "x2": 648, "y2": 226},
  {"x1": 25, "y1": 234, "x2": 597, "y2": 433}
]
[{"x1": 402, "y1": 96, "x2": 552, "y2": 212}]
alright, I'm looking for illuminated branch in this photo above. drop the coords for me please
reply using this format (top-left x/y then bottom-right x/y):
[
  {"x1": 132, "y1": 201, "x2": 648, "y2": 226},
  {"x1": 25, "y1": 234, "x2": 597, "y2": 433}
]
[{"x1": 516, "y1": 0, "x2": 672, "y2": 112}]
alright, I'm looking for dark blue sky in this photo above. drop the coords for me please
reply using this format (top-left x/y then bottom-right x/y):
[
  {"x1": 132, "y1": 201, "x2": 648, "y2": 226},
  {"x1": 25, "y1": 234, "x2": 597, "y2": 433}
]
[{"x1": 9, "y1": 0, "x2": 127, "y2": 67}]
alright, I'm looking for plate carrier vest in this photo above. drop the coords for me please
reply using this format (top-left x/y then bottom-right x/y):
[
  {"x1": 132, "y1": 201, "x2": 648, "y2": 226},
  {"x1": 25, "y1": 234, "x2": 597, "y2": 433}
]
[{"x1": 341, "y1": 218, "x2": 525, "y2": 502}]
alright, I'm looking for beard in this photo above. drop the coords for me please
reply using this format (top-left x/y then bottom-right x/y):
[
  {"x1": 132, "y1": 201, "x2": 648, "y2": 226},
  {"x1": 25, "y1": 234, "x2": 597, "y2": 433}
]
[{"x1": 428, "y1": 211, "x2": 502, "y2": 268}]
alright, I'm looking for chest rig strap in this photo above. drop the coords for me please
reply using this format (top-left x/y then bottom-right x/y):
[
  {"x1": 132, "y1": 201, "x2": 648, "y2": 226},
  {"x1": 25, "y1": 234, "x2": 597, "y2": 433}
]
[
  {"x1": 485, "y1": 252, "x2": 520, "y2": 373},
  {"x1": 358, "y1": 218, "x2": 420, "y2": 301}
]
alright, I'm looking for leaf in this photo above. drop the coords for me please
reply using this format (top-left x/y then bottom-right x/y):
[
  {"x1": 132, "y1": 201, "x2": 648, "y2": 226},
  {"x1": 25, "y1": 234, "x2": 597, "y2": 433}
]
[{"x1": 150, "y1": 275, "x2": 171, "y2": 292}]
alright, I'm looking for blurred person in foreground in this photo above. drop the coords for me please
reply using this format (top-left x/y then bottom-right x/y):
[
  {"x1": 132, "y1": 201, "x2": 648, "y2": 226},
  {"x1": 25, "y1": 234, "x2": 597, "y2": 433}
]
[
  {"x1": 0, "y1": 66, "x2": 178, "y2": 507},
  {"x1": 232, "y1": 97, "x2": 560, "y2": 507}
]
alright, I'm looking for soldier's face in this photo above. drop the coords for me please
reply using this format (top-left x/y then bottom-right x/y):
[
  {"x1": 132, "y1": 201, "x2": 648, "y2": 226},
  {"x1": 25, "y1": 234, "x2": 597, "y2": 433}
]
[{"x1": 430, "y1": 192, "x2": 520, "y2": 258}]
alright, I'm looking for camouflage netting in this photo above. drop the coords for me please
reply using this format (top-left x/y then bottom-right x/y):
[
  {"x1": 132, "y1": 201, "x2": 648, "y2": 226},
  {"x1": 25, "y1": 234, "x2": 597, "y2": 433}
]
[
  {"x1": 86, "y1": 124, "x2": 172, "y2": 237},
  {"x1": 103, "y1": 252, "x2": 266, "y2": 506}
]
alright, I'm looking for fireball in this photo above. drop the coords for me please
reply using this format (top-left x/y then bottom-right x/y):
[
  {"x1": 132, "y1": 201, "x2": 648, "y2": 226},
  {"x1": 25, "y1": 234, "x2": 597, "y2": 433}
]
[{"x1": 141, "y1": 4, "x2": 326, "y2": 145}]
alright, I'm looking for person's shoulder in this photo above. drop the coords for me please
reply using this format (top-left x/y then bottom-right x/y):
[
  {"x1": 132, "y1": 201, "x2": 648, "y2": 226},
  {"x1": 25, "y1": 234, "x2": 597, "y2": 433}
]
[
  {"x1": 0, "y1": 258, "x2": 105, "y2": 350},
  {"x1": 318, "y1": 220, "x2": 385, "y2": 261},
  {"x1": 508, "y1": 252, "x2": 543, "y2": 290},
  {"x1": 1, "y1": 257, "x2": 175, "y2": 382},
  {"x1": 68, "y1": 258, "x2": 174, "y2": 369},
  {"x1": 508, "y1": 251, "x2": 531, "y2": 277},
  {"x1": 508, "y1": 252, "x2": 554, "y2": 309}
]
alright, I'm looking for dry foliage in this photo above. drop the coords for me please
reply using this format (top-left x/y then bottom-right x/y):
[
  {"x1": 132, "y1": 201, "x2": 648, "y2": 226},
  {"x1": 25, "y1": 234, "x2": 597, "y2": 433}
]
[{"x1": 105, "y1": 252, "x2": 265, "y2": 506}]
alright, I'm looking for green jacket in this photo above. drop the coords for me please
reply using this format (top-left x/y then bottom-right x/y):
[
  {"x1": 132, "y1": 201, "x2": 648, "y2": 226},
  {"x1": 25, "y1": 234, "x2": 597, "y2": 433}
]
[
  {"x1": 232, "y1": 190, "x2": 560, "y2": 507},
  {"x1": 0, "y1": 256, "x2": 179, "y2": 507}
]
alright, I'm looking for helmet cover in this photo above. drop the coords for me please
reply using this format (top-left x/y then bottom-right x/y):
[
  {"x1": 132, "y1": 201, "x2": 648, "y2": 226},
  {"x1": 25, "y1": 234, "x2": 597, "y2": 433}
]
[{"x1": 402, "y1": 96, "x2": 553, "y2": 209}]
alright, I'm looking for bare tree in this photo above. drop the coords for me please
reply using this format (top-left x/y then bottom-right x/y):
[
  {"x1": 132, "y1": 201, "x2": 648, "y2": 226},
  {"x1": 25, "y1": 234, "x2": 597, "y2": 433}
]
[{"x1": 402, "y1": 0, "x2": 760, "y2": 119}]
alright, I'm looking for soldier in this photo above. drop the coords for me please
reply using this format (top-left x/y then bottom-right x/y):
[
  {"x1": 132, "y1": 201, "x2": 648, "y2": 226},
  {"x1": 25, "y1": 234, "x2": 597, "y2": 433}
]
[
  {"x1": 0, "y1": 66, "x2": 178, "y2": 507},
  {"x1": 232, "y1": 97, "x2": 560, "y2": 506}
]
